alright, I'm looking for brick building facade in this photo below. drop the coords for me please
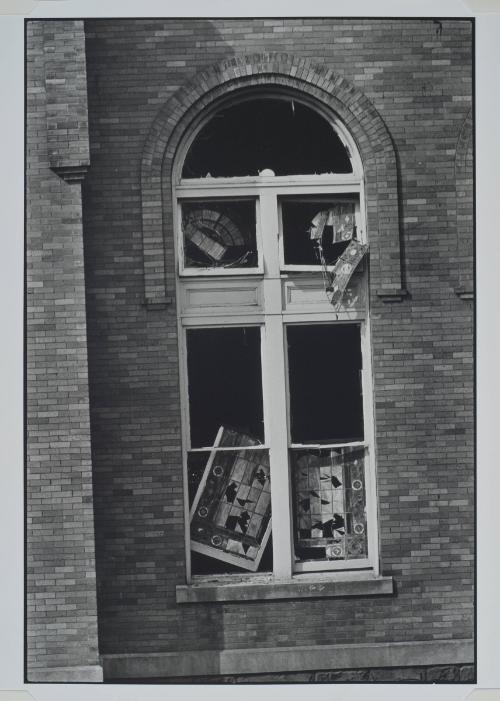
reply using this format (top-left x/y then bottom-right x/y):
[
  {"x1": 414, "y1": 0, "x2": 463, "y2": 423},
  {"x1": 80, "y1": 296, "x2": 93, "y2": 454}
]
[{"x1": 25, "y1": 18, "x2": 474, "y2": 683}]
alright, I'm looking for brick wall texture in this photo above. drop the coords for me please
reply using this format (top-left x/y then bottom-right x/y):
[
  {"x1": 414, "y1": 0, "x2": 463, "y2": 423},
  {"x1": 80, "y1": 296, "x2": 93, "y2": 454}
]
[
  {"x1": 26, "y1": 17, "x2": 474, "y2": 676},
  {"x1": 26, "y1": 20, "x2": 100, "y2": 675}
]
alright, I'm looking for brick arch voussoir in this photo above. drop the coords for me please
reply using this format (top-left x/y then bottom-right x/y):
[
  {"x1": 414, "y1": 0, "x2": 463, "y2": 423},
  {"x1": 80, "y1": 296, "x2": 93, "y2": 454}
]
[{"x1": 140, "y1": 53, "x2": 404, "y2": 306}]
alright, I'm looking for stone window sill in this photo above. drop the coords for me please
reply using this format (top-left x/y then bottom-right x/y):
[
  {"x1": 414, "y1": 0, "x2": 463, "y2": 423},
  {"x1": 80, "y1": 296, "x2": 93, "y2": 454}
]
[{"x1": 176, "y1": 572, "x2": 394, "y2": 604}]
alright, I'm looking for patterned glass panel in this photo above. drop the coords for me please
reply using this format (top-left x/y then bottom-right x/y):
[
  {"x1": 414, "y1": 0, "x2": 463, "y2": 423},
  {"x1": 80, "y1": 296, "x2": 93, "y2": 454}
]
[
  {"x1": 291, "y1": 446, "x2": 368, "y2": 563},
  {"x1": 181, "y1": 199, "x2": 257, "y2": 269},
  {"x1": 189, "y1": 427, "x2": 271, "y2": 572},
  {"x1": 281, "y1": 196, "x2": 359, "y2": 267}
]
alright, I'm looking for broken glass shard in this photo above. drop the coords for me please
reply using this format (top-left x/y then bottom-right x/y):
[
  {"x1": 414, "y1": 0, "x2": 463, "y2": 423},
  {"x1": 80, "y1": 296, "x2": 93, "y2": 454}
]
[
  {"x1": 181, "y1": 199, "x2": 257, "y2": 269},
  {"x1": 282, "y1": 197, "x2": 358, "y2": 267}
]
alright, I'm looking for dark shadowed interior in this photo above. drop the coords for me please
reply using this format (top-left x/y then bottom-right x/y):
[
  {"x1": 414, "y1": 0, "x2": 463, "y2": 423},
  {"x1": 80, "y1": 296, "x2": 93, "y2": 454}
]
[
  {"x1": 182, "y1": 98, "x2": 353, "y2": 178},
  {"x1": 287, "y1": 324, "x2": 364, "y2": 444}
]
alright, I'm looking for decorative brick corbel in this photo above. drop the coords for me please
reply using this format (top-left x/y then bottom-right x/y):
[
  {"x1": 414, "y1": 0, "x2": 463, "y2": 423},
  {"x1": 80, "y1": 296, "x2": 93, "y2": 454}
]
[
  {"x1": 377, "y1": 288, "x2": 408, "y2": 303},
  {"x1": 50, "y1": 164, "x2": 89, "y2": 184}
]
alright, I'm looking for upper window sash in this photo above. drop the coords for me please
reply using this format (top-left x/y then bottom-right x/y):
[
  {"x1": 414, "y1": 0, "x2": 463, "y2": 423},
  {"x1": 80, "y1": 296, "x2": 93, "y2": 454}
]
[{"x1": 176, "y1": 181, "x2": 364, "y2": 277}]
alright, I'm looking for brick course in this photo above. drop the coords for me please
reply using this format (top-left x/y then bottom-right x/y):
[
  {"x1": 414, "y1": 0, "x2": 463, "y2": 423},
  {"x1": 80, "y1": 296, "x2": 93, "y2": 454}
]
[{"x1": 26, "y1": 17, "x2": 474, "y2": 679}]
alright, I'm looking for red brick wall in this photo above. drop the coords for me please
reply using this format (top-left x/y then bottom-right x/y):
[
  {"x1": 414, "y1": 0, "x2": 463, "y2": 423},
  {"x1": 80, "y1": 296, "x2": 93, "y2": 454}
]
[
  {"x1": 68, "y1": 18, "x2": 473, "y2": 659},
  {"x1": 26, "y1": 20, "x2": 101, "y2": 679}
]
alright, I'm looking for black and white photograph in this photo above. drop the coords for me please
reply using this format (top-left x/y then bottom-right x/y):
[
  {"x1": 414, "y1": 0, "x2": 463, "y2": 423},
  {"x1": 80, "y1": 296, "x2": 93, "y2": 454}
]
[{"x1": 8, "y1": 4, "x2": 488, "y2": 695}]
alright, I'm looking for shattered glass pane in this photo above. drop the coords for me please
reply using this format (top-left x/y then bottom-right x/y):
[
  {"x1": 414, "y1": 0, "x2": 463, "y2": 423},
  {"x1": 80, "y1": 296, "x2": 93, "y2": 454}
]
[
  {"x1": 281, "y1": 196, "x2": 358, "y2": 267},
  {"x1": 291, "y1": 446, "x2": 368, "y2": 564},
  {"x1": 189, "y1": 427, "x2": 272, "y2": 574},
  {"x1": 327, "y1": 240, "x2": 369, "y2": 307},
  {"x1": 181, "y1": 199, "x2": 257, "y2": 269}
]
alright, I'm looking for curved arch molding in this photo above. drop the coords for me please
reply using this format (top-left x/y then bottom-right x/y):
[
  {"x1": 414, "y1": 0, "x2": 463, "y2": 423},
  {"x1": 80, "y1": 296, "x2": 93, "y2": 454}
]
[{"x1": 140, "y1": 53, "x2": 407, "y2": 306}]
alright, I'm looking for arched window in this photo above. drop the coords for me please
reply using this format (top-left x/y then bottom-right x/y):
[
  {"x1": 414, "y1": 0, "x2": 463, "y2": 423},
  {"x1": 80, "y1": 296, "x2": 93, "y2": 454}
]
[
  {"x1": 182, "y1": 97, "x2": 353, "y2": 178},
  {"x1": 174, "y1": 93, "x2": 378, "y2": 581}
]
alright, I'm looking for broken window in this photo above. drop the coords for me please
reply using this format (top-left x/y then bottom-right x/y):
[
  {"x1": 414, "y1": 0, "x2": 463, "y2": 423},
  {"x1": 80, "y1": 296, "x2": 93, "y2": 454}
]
[
  {"x1": 291, "y1": 446, "x2": 368, "y2": 566},
  {"x1": 186, "y1": 328, "x2": 272, "y2": 574},
  {"x1": 182, "y1": 98, "x2": 353, "y2": 178},
  {"x1": 280, "y1": 196, "x2": 359, "y2": 268},
  {"x1": 189, "y1": 428, "x2": 272, "y2": 575},
  {"x1": 181, "y1": 199, "x2": 257, "y2": 270},
  {"x1": 176, "y1": 92, "x2": 375, "y2": 580},
  {"x1": 286, "y1": 324, "x2": 364, "y2": 445}
]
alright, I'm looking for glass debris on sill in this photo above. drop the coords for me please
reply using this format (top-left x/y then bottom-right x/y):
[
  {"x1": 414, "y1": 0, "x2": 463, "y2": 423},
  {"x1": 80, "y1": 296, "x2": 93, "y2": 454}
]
[
  {"x1": 190, "y1": 426, "x2": 272, "y2": 573},
  {"x1": 291, "y1": 446, "x2": 368, "y2": 563},
  {"x1": 182, "y1": 200, "x2": 257, "y2": 269}
]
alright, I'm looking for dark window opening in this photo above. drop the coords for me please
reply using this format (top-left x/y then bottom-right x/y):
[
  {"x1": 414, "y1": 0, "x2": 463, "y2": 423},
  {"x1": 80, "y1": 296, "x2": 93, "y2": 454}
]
[
  {"x1": 186, "y1": 327, "x2": 264, "y2": 448},
  {"x1": 182, "y1": 98, "x2": 353, "y2": 178},
  {"x1": 281, "y1": 196, "x2": 358, "y2": 267},
  {"x1": 287, "y1": 324, "x2": 364, "y2": 444}
]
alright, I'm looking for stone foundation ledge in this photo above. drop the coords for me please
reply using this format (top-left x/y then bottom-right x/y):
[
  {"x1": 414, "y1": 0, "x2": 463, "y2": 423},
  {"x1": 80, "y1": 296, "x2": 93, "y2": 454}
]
[
  {"x1": 26, "y1": 664, "x2": 103, "y2": 683},
  {"x1": 102, "y1": 638, "x2": 474, "y2": 681},
  {"x1": 128, "y1": 663, "x2": 476, "y2": 684}
]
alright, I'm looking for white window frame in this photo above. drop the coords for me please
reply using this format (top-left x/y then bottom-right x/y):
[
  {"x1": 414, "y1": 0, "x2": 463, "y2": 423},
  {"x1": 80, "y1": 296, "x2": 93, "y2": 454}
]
[{"x1": 173, "y1": 104, "x2": 379, "y2": 584}]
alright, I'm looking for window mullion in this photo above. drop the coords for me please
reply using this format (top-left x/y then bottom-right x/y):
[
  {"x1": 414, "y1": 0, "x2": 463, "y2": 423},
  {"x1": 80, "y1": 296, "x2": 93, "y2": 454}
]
[
  {"x1": 260, "y1": 189, "x2": 293, "y2": 578},
  {"x1": 262, "y1": 314, "x2": 293, "y2": 579},
  {"x1": 259, "y1": 188, "x2": 280, "y2": 277}
]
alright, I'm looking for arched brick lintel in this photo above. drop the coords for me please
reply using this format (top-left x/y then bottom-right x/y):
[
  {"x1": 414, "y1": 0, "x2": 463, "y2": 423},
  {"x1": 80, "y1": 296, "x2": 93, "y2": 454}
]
[
  {"x1": 454, "y1": 108, "x2": 473, "y2": 299},
  {"x1": 140, "y1": 53, "x2": 406, "y2": 306}
]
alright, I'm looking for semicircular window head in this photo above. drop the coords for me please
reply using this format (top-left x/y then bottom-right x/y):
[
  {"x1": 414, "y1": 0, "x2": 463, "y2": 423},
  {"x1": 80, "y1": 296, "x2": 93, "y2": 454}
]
[{"x1": 182, "y1": 98, "x2": 353, "y2": 178}]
